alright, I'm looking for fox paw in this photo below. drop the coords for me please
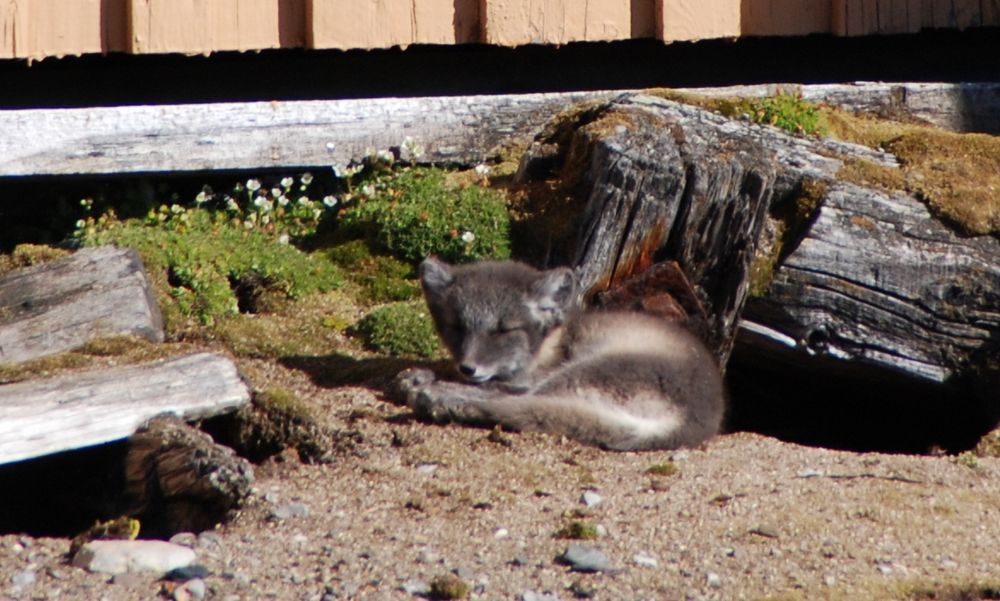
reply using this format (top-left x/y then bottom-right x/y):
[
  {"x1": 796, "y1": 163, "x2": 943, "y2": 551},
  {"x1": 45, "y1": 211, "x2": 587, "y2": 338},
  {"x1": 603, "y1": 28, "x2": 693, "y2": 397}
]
[{"x1": 391, "y1": 368, "x2": 437, "y2": 405}]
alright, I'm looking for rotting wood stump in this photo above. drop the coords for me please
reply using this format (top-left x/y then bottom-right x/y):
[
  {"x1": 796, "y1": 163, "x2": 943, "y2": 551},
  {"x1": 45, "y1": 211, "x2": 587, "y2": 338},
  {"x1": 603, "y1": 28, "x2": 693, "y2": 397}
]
[
  {"x1": 0, "y1": 352, "x2": 250, "y2": 465},
  {"x1": 516, "y1": 92, "x2": 1000, "y2": 448},
  {"x1": 124, "y1": 416, "x2": 254, "y2": 536},
  {"x1": 0, "y1": 246, "x2": 164, "y2": 365}
]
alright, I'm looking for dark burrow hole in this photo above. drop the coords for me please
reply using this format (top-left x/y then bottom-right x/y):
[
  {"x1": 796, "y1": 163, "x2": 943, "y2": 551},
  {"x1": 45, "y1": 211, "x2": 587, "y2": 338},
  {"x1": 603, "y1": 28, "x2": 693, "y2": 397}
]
[
  {"x1": 229, "y1": 271, "x2": 267, "y2": 314},
  {"x1": 725, "y1": 341, "x2": 1000, "y2": 455}
]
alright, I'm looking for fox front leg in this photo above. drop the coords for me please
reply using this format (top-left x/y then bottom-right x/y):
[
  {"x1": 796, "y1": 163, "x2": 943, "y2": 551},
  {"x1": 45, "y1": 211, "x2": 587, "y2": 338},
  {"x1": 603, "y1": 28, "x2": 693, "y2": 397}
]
[{"x1": 393, "y1": 368, "x2": 499, "y2": 425}]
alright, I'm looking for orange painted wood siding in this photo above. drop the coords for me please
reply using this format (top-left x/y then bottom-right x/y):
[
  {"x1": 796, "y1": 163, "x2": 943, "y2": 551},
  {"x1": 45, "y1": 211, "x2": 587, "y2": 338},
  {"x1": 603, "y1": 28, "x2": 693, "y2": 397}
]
[{"x1": 0, "y1": 0, "x2": 996, "y2": 60}]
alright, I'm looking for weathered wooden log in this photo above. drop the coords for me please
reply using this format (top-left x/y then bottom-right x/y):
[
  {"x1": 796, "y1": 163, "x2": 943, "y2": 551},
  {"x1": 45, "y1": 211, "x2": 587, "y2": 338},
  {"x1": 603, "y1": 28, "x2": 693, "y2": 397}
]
[
  {"x1": 740, "y1": 181, "x2": 1000, "y2": 384},
  {"x1": 124, "y1": 416, "x2": 254, "y2": 536},
  {"x1": 0, "y1": 352, "x2": 250, "y2": 465},
  {"x1": 0, "y1": 91, "x2": 616, "y2": 177},
  {"x1": 685, "y1": 82, "x2": 1000, "y2": 134},
  {"x1": 0, "y1": 246, "x2": 164, "y2": 365}
]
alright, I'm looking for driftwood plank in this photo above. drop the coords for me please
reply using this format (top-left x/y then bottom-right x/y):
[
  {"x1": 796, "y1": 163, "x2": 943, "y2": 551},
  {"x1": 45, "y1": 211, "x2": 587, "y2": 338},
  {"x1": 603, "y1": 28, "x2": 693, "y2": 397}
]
[
  {"x1": 0, "y1": 352, "x2": 250, "y2": 465},
  {"x1": 0, "y1": 91, "x2": 614, "y2": 177},
  {"x1": 0, "y1": 246, "x2": 164, "y2": 365}
]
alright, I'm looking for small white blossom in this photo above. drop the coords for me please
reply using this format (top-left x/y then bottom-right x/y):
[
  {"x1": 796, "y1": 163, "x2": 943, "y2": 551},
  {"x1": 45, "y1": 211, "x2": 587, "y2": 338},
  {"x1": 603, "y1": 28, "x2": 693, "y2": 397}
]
[
  {"x1": 376, "y1": 149, "x2": 394, "y2": 164},
  {"x1": 298, "y1": 197, "x2": 313, "y2": 207},
  {"x1": 322, "y1": 195, "x2": 337, "y2": 208},
  {"x1": 195, "y1": 191, "x2": 209, "y2": 204},
  {"x1": 75, "y1": 219, "x2": 87, "y2": 229},
  {"x1": 400, "y1": 136, "x2": 425, "y2": 162},
  {"x1": 226, "y1": 197, "x2": 239, "y2": 211},
  {"x1": 360, "y1": 184, "x2": 375, "y2": 197},
  {"x1": 474, "y1": 164, "x2": 492, "y2": 177},
  {"x1": 461, "y1": 231, "x2": 476, "y2": 243},
  {"x1": 278, "y1": 233, "x2": 290, "y2": 245},
  {"x1": 280, "y1": 176, "x2": 294, "y2": 189},
  {"x1": 271, "y1": 187, "x2": 282, "y2": 198},
  {"x1": 253, "y1": 196, "x2": 271, "y2": 210},
  {"x1": 278, "y1": 195, "x2": 290, "y2": 207},
  {"x1": 246, "y1": 179, "x2": 261, "y2": 192},
  {"x1": 300, "y1": 172, "x2": 314, "y2": 185},
  {"x1": 312, "y1": 208, "x2": 322, "y2": 220}
]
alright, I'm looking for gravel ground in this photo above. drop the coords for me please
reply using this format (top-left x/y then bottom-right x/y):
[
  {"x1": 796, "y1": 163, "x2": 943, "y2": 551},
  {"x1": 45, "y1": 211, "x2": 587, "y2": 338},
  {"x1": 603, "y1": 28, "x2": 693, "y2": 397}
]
[{"x1": 2, "y1": 357, "x2": 999, "y2": 601}]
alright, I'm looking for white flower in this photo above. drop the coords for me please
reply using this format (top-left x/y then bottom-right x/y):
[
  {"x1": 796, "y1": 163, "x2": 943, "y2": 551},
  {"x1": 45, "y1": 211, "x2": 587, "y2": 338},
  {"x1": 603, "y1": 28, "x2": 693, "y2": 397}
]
[
  {"x1": 474, "y1": 164, "x2": 491, "y2": 177},
  {"x1": 300, "y1": 172, "x2": 314, "y2": 186},
  {"x1": 322, "y1": 195, "x2": 337, "y2": 208},
  {"x1": 400, "y1": 136, "x2": 425, "y2": 161},
  {"x1": 271, "y1": 187, "x2": 282, "y2": 198},
  {"x1": 226, "y1": 197, "x2": 239, "y2": 212},
  {"x1": 312, "y1": 208, "x2": 322, "y2": 220},
  {"x1": 376, "y1": 149, "x2": 394, "y2": 164},
  {"x1": 246, "y1": 179, "x2": 261, "y2": 192},
  {"x1": 75, "y1": 219, "x2": 87, "y2": 229},
  {"x1": 195, "y1": 191, "x2": 209, "y2": 204},
  {"x1": 360, "y1": 184, "x2": 375, "y2": 197},
  {"x1": 298, "y1": 197, "x2": 313, "y2": 207},
  {"x1": 278, "y1": 195, "x2": 290, "y2": 207},
  {"x1": 461, "y1": 230, "x2": 476, "y2": 243},
  {"x1": 278, "y1": 233, "x2": 290, "y2": 245},
  {"x1": 253, "y1": 196, "x2": 270, "y2": 210},
  {"x1": 280, "y1": 176, "x2": 294, "y2": 189}
]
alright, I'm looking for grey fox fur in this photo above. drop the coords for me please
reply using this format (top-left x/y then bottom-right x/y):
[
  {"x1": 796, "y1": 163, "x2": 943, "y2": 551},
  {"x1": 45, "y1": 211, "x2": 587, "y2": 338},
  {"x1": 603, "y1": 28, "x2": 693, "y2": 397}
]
[{"x1": 393, "y1": 257, "x2": 724, "y2": 451}]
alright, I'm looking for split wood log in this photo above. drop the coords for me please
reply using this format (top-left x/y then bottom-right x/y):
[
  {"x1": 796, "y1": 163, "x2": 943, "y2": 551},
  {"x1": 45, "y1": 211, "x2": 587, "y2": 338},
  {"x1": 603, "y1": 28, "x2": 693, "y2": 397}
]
[
  {"x1": 124, "y1": 416, "x2": 254, "y2": 536},
  {"x1": 518, "y1": 92, "x2": 895, "y2": 363},
  {"x1": 0, "y1": 246, "x2": 164, "y2": 365},
  {"x1": 517, "y1": 93, "x2": 1000, "y2": 399},
  {"x1": 0, "y1": 352, "x2": 250, "y2": 465}
]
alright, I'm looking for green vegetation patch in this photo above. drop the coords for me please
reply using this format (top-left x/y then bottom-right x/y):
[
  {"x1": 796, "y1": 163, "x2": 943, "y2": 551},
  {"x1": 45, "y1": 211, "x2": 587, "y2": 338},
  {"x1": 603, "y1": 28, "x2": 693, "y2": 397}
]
[
  {"x1": 339, "y1": 168, "x2": 511, "y2": 264},
  {"x1": 648, "y1": 89, "x2": 826, "y2": 136},
  {"x1": 76, "y1": 207, "x2": 343, "y2": 325},
  {"x1": 555, "y1": 520, "x2": 600, "y2": 540},
  {"x1": 0, "y1": 244, "x2": 70, "y2": 276},
  {"x1": 351, "y1": 301, "x2": 442, "y2": 358},
  {"x1": 323, "y1": 239, "x2": 420, "y2": 303}
]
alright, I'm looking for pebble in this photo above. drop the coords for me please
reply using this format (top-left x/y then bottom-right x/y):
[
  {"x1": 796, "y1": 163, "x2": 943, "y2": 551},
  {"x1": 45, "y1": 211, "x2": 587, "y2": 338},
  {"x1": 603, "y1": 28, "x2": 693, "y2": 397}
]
[
  {"x1": 522, "y1": 591, "x2": 562, "y2": 601},
  {"x1": 453, "y1": 566, "x2": 475, "y2": 580},
  {"x1": 750, "y1": 523, "x2": 780, "y2": 539},
  {"x1": 272, "y1": 502, "x2": 311, "y2": 520},
  {"x1": 494, "y1": 528, "x2": 509, "y2": 539},
  {"x1": 415, "y1": 463, "x2": 439, "y2": 475},
  {"x1": 824, "y1": 575, "x2": 837, "y2": 587},
  {"x1": 558, "y1": 544, "x2": 613, "y2": 573},
  {"x1": 173, "y1": 578, "x2": 206, "y2": 601},
  {"x1": 797, "y1": 468, "x2": 824, "y2": 478},
  {"x1": 580, "y1": 490, "x2": 603, "y2": 508},
  {"x1": 941, "y1": 558, "x2": 959, "y2": 570},
  {"x1": 706, "y1": 572, "x2": 722, "y2": 588},
  {"x1": 71, "y1": 540, "x2": 196, "y2": 576},
  {"x1": 633, "y1": 553, "x2": 658, "y2": 568},
  {"x1": 402, "y1": 579, "x2": 430, "y2": 595},
  {"x1": 11, "y1": 569, "x2": 36, "y2": 588}
]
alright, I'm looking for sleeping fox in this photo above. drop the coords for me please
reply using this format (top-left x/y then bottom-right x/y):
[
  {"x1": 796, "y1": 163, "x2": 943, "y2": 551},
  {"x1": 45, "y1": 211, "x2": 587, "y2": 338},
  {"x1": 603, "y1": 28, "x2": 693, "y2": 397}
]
[{"x1": 393, "y1": 257, "x2": 724, "y2": 451}]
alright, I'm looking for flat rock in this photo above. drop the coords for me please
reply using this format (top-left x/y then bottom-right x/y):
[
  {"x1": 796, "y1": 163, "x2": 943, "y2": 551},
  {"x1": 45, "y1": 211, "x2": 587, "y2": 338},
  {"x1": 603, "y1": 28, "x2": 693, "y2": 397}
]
[
  {"x1": 71, "y1": 540, "x2": 196, "y2": 576},
  {"x1": 557, "y1": 544, "x2": 614, "y2": 573}
]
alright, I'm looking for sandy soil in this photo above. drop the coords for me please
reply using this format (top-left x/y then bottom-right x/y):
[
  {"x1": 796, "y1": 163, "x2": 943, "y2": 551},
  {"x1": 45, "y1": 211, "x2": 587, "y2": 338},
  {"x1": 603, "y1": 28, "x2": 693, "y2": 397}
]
[{"x1": 2, "y1": 356, "x2": 999, "y2": 601}]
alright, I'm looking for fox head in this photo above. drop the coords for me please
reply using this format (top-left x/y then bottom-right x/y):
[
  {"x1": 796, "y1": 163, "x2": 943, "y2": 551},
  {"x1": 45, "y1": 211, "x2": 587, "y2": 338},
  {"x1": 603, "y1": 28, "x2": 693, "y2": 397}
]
[{"x1": 420, "y1": 257, "x2": 577, "y2": 384}]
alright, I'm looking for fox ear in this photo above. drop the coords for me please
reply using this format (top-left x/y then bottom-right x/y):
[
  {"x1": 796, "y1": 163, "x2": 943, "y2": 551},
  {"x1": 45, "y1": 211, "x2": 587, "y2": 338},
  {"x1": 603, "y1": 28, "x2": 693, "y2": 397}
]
[
  {"x1": 528, "y1": 267, "x2": 576, "y2": 325},
  {"x1": 420, "y1": 257, "x2": 454, "y2": 296}
]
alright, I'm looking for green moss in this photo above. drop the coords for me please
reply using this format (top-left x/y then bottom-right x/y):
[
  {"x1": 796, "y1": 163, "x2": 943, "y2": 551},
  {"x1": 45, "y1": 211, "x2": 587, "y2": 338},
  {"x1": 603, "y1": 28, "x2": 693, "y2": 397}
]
[
  {"x1": 429, "y1": 574, "x2": 470, "y2": 600},
  {"x1": 646, "y1": 89, "x2": 825, "y2": 136},
  {"x1": 339, "y1": 167, "x2": 511, "y2": 264},
  {"x1": 323, "y1": 239, "x2": 420, "y2": 303},
  {"x1": 646, "y1": 461, "x2": 679, "y2": 477},
  {"x1": 0, "y1": 244, "x2": 70, "y2": 275},
  {"x1": 351, "y1": 301, "x2": 441, "y2": 358},
  {"x1": 902, "y1": 580, "x2": 1000, "y2": 600},
  {"x1": 77, "y1": 208, "x2": 343, "y2": 326},
  {"x1": 556, "y1": 520, "x2": 600, "y2": 540}
]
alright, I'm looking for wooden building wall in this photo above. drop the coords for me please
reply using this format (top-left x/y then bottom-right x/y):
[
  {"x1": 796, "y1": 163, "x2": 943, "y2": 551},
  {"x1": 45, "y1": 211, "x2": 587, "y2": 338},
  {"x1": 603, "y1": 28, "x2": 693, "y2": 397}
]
[{"x1": 1, "y1": 0, "x2": 997, "y2": 60}]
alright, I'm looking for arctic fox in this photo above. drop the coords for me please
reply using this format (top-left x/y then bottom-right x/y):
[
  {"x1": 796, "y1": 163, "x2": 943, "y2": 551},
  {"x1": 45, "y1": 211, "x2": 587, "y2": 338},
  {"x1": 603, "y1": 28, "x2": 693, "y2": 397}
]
[{"x1": 393, "y1": 257, "x2": 724, "y2": 451}]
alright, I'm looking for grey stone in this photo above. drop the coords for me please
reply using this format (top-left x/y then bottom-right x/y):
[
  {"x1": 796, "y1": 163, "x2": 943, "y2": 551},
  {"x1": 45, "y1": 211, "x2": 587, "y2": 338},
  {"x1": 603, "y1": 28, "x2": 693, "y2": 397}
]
[
  {"x1": 706, "y1": 572, "x2": 722, "y2": 588},
  {"x1": 557, "y1": 544, "x2": 613, "y2": 573},
  {"x1": 11, "y1": 570, "x2": 36, "y2": 588},
  {"x1": 580, "y1": 490, "x2": 603, "y2": 508},
  {"x1": 173, "y1": 578, "x2": 206, "y2": 601},
  {"x1": 522, "y1": 591, "x2": 562, "y2": 601},
  {"x1": 453, "y1": 566, "x2": 474, "y2": 580},
  {"x1": 633, "y1": 553, "x2": 658, "y2": 568},
  {"x1": 71, "y1": 540, "x2": 196, "y2": 575},
  {"x1": 401, "y1": 579, "x2": 430, "y2": 595},
  {"x1": 272, "y1": 502, "x2": 311, "y2": 520}
]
